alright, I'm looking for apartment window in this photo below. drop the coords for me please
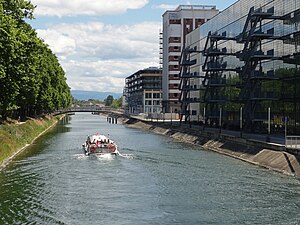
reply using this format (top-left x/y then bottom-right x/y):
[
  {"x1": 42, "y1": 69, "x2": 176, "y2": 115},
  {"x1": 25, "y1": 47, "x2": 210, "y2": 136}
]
[
  {"x1": 153, "y1": 93, "x2": 160, "y2": 98},
  {"x1": 196, "y1": 18, "x2": 205, "y2": 28},
  {"x1": 169, "y1": 37, "x2": 181, "y2": 43},
  {"x1": 169, "y1": 19, "x2": 181, "y2": 24},
  {"x1": 154, "y1": 101, "x2": 160, "y2": 105},
  {"x1": 169, "y1": 46, "x2": 181, "y2": 52},
  {"x1": 145, "y1": 93, "x2": 152, "y2": 98}
]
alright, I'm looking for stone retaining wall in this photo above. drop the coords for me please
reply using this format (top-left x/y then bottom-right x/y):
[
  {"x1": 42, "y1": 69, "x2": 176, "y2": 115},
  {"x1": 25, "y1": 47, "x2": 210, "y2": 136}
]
[{"x1": 123, "y1": 117, "x2": 300, "y2": 177}]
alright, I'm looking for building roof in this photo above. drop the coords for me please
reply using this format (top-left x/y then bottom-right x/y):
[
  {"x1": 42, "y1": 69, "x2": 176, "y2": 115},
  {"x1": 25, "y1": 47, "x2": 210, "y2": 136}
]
[{"x1": 126, "y1": 67, "x2": 162, "y2": 80}]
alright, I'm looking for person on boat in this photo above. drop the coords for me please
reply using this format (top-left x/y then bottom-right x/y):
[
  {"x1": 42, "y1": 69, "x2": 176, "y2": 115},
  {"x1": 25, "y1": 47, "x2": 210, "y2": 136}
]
[{"x1": 96, "y1": 140, "x2": 101, "y2": 147}]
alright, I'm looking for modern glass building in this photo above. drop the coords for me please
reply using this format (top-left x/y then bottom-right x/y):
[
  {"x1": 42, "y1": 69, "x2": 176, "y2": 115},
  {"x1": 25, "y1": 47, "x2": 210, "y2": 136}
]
[{"x1": 180, "y1": 0, "x2": 300, "y2": 134}]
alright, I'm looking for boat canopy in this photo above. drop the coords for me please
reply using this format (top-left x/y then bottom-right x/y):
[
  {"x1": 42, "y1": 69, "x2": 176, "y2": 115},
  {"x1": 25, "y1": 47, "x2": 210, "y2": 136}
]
[{"x1": 88, "y1": 134, "x2": 110, "y2": 143}]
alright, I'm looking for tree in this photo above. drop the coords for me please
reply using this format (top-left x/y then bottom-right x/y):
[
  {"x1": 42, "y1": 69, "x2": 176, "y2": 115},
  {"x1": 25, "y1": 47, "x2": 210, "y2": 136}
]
[
  {"x1": 0, "y1": 0, "x2": 72, "y2": 120},
  {"x1": 104, "y1": 95, "x2": 114, "y2": 106},
  {"x1": 112, "y1": 97, "x2": 123, "y2": 109}
]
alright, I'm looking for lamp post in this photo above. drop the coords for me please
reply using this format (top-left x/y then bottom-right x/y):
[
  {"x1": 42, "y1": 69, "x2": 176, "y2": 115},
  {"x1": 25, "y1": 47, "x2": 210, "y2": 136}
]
[
  {"x1": 163, "y1": 106, "x2": 165, "y2": 123},
  {"x1": 266, "y1": 107, "x2": 271, "y2": 142},
  {"x1": 240, "y1": 107, "x2": 243, "y2": 138},
  {"x1": 219, "y1": 107, "x2": 222, "y2": 136},
  {"x1": 283, "y1": 116, "x2": 288, "y2": 147},
  {"x1": 203, "y1": 106, "x2": 206, "y2": 130},
  {"x1": 170, "y1": 106, "x2": 173, "y2": 126}
]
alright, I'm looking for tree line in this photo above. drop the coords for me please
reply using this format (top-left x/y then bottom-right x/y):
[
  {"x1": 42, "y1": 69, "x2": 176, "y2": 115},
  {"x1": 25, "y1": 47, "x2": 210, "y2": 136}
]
[
  {"x1": 0, "y1": 0, "x2": 72, "y2": 121},
  {"x1": 72, "y1": 95, "x2": 123, "y2": 109}
]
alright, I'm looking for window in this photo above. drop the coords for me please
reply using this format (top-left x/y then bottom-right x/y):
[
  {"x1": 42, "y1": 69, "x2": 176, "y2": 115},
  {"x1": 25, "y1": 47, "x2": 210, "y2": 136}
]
[
  {"x1": 154, "y1": 101, "x2": 160, "y2": 105},
  {"x1": 169, "y1": 19, "x2": 181, "y2": 24},
  {"x1": 153, "y1": 93, "x2": 160, "y2": 98},
  {"x1": 145, "y1": 93, "x2": 152, "y2": 98}
]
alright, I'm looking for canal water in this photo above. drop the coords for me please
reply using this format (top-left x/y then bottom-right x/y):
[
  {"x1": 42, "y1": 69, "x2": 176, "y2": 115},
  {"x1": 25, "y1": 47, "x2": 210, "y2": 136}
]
[{"x1": 0, "y1": 113, "x2": 299, "y2": 225}]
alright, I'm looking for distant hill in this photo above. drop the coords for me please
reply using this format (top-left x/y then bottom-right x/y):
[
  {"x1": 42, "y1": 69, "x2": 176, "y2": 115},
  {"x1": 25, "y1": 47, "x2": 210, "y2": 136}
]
[{"x1": 71, "y1": 90, "x2": 122, "y2": 101}]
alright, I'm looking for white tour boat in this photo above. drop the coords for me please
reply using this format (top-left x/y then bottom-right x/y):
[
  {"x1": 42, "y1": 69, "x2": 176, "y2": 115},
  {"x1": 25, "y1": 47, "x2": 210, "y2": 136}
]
[{"x1": 82, "y1": 134, "x2": 119, "y2": 156}]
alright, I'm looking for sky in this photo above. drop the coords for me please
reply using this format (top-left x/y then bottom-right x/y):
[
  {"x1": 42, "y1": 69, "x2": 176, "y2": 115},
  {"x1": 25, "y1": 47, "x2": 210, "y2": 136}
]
[{"x1": 28, "y1": 0, "x2": 236, "y2": 93}]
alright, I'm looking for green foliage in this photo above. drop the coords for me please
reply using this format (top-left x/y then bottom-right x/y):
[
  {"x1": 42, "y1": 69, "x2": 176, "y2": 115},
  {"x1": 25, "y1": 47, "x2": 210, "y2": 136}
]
[
  {"x1": 112, "y1": 97, "x2": 123, "y2": 109},
  {"x1": 0, "y1": 0, "x2": 72, "y2": 120},
  {"x1": 72, "y1": 99, "x2": 104, "y2": 107},
  {"x1": 104, "y1": 95, "x2": 114, "y2": 106},
  {"x1": 224, "y1": 75, "x2": 241, "y2": 111},
  {"x1": 0, "y1": 115, "x2": 59, "y2": 164}
]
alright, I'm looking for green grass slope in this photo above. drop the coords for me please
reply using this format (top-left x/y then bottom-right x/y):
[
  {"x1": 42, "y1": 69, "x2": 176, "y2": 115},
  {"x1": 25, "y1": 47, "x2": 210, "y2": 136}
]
[{"x1": 0, "y1": 115, "x2": 61, "y2": 165}]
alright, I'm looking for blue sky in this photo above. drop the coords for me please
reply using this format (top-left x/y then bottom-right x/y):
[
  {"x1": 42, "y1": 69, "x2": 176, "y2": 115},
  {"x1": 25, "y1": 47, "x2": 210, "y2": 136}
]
[{"x1": 29, "y1": 0, "x2": 236, "y2": 93}]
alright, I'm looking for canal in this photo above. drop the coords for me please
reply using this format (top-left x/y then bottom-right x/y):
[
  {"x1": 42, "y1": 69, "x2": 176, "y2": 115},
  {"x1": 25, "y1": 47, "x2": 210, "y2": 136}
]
[{"x1": 0, "y1": 113, "x2": 299, "y2": 225}]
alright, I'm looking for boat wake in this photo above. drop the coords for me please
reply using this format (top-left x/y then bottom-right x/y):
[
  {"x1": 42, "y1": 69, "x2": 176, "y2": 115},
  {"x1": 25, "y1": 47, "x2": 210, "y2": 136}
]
[
  {"x1": 116, "y1": 151, "x2": 134, "y2": 159},
  {"x1": 96, "y1": 155, "x2": 113, "y2": 160},
  {"x1": 74, "y1": 154, "x2": 88, "y2": 160}
]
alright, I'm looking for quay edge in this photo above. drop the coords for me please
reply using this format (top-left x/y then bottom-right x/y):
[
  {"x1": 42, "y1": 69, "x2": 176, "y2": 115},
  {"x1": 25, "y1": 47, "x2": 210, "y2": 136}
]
[{"x1": 114, "y1": 115, "x2": 300, "y2": 177}]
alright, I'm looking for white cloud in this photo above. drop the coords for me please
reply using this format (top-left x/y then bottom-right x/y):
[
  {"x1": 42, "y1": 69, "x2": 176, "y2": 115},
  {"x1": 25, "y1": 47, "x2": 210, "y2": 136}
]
[
  {"x1": 37, "y1": 29, "x2": 76, "y2": 56},
  {"x1": 63, "y1": 60, "x2": 152, "y2": 93},
  {"x1": 31, "y1": 0, "x2": 149, "y2": 17},
  {"x1": 36, "y1": 21, "x2": 161, "y2": 92}
]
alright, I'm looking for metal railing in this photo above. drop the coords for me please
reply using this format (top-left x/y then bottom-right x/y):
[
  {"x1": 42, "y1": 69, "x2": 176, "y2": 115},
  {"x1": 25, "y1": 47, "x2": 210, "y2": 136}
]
[
  {"x1": 285, "y1": 136, "x2": 300, "y2": 149},
  {"x1": 53, "y1": 107, "x2": 115, "y2": 115}
]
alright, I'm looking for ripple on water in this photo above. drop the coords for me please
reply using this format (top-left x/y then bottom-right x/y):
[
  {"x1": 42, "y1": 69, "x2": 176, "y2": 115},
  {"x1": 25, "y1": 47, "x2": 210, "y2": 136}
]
[{"x1": 1, "y1": 113, "x2": 300, "y2": 225}]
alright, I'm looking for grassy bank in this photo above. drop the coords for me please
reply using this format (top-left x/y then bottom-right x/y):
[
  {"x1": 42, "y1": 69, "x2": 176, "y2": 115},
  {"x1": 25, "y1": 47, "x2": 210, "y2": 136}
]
[{"x1": 0, "y1": 115, "x2": 62, "y2": 166}]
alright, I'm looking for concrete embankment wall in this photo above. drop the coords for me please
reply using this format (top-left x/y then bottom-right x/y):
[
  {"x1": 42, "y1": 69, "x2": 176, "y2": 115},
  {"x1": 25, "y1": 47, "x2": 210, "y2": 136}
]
[
  {"x1": 0, "y1": 115, "x2": 63, "y2": 169},
  {"x1": 123, "y1": 117, "x2": 300, "y2": 177}
]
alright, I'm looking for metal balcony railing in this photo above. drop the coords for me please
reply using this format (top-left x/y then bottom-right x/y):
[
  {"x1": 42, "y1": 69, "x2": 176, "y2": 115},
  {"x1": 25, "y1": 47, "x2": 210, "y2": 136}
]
[{"x1": 286, "y1": 136, "x2": 300, "y2": 149}]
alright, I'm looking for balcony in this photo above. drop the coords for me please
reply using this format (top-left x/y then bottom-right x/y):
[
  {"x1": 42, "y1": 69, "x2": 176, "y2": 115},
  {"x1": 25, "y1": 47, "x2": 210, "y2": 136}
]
[
  {"x1": 205, "y1": 96, "x2": 227, "y2": 103},
  {"x1": 249, "y1": 70, "x2": 277, "y2": 80},
  {"x1": 180, "y1": 58, "x2": 197, "y2": 66},
  {"x1": 249, "y1": 91, "x2": 277, "y2": 100},
  {"x1": 207, "y1": 78, "x2": 227, "y2": 86},
  {"x1": 203, "y1": 61, "x2": 228, "y2": 71}
]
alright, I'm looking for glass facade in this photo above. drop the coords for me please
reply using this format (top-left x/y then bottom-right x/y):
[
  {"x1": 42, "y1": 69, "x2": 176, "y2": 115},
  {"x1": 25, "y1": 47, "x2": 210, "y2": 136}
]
[{"x1": 180, "y1": 0, "x2": 300, "y2": 133}]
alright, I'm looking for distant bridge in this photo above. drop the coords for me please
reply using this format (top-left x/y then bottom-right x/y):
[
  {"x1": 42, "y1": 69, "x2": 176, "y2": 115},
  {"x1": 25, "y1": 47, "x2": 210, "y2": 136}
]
[{"x1": 53, "y1": 107, "x2": 123, "y2": 115}]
